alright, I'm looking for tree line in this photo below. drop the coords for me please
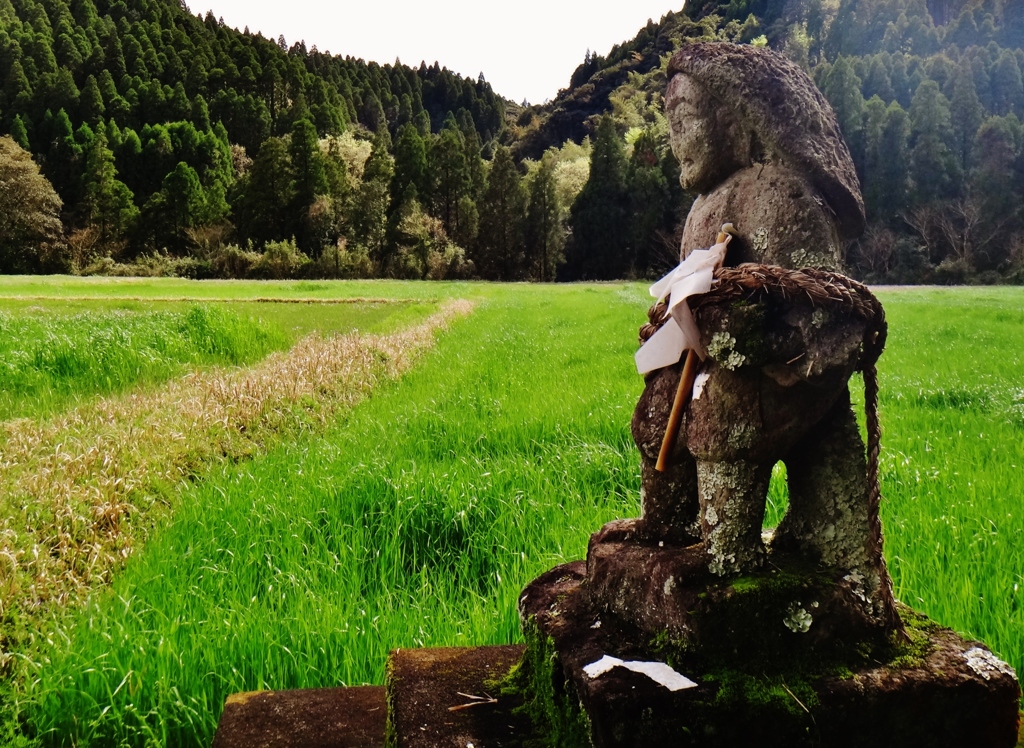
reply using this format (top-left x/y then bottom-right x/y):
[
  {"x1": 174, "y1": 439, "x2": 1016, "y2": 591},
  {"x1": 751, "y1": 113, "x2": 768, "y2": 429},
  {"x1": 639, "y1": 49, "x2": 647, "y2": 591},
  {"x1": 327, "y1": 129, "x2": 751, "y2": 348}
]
[
  {"x1": 0, "y1": 0, "x2": 520, "y2": 279},
  {"x1": 2, "y1": 0, "x2": 1023, "y2": 283}
]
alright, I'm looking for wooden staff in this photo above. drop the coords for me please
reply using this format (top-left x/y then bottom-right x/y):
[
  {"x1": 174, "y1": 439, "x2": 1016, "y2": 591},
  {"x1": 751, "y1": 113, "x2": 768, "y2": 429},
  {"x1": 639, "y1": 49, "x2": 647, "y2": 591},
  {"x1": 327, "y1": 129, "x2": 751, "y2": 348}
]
[
  {"x1": 655, "y1": 226, "x2": 732, "y2": 472},
  {"x1": 655, "y1": 347, "x2": 698, "y2": 472}
]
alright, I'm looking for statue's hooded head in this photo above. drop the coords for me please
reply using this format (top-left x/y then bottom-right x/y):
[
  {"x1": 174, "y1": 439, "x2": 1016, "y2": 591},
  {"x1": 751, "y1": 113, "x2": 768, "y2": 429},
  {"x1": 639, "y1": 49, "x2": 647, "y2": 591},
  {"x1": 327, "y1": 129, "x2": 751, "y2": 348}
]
[{"x1": 666, "y1": 43, "x2": 866, "y2": 239}]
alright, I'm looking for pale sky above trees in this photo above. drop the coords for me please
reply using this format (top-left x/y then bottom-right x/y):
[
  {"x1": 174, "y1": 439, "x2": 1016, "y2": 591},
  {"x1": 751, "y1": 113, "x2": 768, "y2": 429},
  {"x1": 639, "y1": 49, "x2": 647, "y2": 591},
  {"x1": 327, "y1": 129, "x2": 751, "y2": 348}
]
[{"x1": 199, "y1": 0, "x2": 684, "y2": 105}]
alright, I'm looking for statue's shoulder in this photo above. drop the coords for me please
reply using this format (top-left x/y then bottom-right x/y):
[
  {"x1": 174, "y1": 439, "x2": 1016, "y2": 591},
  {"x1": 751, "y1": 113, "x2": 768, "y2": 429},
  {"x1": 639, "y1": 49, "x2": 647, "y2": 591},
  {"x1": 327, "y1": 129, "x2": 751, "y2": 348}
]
[{"x1": 681, "y1": 164, "x2": 844, "y2": 270}]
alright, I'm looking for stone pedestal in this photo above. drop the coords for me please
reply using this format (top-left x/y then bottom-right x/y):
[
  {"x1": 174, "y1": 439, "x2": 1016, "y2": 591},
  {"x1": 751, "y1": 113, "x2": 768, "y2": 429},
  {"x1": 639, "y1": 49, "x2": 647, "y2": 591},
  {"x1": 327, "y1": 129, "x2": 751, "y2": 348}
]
[
  {"x1": 211, "y1": 634, "x2": 1020, "y2": 748},
  {"x1": 518, "y1": 559, "x2": 1021, "y2": 748}
]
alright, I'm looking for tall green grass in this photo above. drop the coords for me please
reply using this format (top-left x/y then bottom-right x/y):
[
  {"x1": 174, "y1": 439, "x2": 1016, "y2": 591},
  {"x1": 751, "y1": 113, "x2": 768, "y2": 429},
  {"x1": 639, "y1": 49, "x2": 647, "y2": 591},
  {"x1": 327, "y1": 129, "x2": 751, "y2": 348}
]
[
  {"x1": 23, "y1": 284, "x2": 645, "y2": 745},
  {"x1": 0, "y1": 306, "x2": 289, "y2": 421},
  {"x1": 874, "y1": 288, "x2": 1024, "y2": 668},
  {"x1": 17, "y1": 283, "x2": 1024, "y2": 747}
]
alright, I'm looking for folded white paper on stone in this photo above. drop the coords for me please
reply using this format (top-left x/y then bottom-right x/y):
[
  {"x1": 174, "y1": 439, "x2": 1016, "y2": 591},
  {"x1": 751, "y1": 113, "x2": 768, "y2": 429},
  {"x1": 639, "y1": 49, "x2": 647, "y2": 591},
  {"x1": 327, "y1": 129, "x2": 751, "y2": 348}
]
[
  {"x1": 635, "y1": 235, "x2": 731, "y2": 375},
  {"x1": 691, "y1": 370, "x2": 711, "y2": 401},
  {"x1": 583, "y1": 654, "x2": 698, "y2": 692}
]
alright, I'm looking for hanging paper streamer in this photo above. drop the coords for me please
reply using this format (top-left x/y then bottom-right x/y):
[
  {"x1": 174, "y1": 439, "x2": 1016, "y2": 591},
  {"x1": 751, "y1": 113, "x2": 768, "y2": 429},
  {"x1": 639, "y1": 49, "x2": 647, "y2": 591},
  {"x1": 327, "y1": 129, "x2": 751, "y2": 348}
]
[{"x1": 635, "y1": 232, "x2": 732, "y2": 375}]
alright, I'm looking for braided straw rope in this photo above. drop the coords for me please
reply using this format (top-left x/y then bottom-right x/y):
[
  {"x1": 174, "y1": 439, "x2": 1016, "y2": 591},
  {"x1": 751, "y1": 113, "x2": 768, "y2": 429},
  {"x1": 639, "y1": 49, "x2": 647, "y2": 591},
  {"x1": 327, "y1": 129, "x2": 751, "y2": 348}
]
[{"x1": 639, "y1": 263, "x2": 900, "y2": 629}]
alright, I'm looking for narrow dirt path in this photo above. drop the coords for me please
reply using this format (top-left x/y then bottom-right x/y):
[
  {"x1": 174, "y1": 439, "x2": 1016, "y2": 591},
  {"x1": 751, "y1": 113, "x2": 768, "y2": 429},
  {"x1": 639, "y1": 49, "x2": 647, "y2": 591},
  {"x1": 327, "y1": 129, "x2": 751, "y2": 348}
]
[{"x1": 0, "y1": 299, "x2": 473, "y2": 631}]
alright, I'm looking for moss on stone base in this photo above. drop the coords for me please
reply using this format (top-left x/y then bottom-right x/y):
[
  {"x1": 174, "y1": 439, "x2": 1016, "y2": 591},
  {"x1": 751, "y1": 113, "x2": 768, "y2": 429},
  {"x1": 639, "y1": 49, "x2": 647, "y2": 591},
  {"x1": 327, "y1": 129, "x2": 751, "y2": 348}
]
[{"x1": 507, "y1": 616, "x2": 591, "y2": 748}]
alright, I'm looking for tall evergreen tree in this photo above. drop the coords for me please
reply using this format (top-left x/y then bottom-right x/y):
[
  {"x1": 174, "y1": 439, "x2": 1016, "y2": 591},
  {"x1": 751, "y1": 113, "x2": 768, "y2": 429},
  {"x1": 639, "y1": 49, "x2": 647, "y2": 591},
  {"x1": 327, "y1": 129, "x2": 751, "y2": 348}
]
[
  {"x1": 822, "y1": 56, "x2": 866, "y2": 174},
  {"x1": 476, "y1": 145, "x2": 526, "y2": 280},
  {"x1": 10, "y1": 115, "x2": 31, "y2": 151},
  {"x1": 862, "y1": 95, "x2": 889, "y2": 218},
  {"x1": 428, "y1": 117, "x2": 469, "y2": 236},
  {"x1": 992, "y1": 49, "x2": 1024, "y2": 116},
  {"x1": 889, "y1": 54, "x2": 913, "y2": 109},
  {"x1": 234, "y1": 136, "x2": 294, "y2": 248},
  {"x1": 970, "y1": 116, "x2": 1021, "y2": 260},
  {"x1": 626, "y1": 129, "x2": 671, "y2": 278},
  {"x1": 525, "y1": 151, "x2": 563, "y2": 282},
  {"x1": 3, "y1": 60, "x2": 32, "y2": 112},
  {"x1": 361, "y1": 92, "x2": 386, "y2": 133},
  {"x1": 950, "y1": 58, "x2": 984, "y2": 175},
  {"x1": 391, "y1": 122, "x2": 428, "y2": 204},
  {"x1": 192, "y1": 94, "x2": 212, "y2": 132},
  {"x1": 567, "y1": 115, "x2": 628, "y2": 280},
  {"x1": 909, "y1": 79, "x2": 959, "y2": 203},
  {"x1": 289, "y1": 116, "x2": 328, "y2": 253},
  {"x1": 351, "y1": 132, "x2": 393, "y2": 271},
  {"x1": 45, "y1": 108, "x2": 83, "y2": 204},
  {"x1": 79, "y1": 74, "x2": 104, "y2": 125},
  {"x1": 80, "y1": 131, "x2": 138, "y2": 247},
  {"x1": 157, "y1": 161, "x2": 206, "y2": 251},
  {"x1": 863, "y1": 56, "x2": 895, "y2": 102}
]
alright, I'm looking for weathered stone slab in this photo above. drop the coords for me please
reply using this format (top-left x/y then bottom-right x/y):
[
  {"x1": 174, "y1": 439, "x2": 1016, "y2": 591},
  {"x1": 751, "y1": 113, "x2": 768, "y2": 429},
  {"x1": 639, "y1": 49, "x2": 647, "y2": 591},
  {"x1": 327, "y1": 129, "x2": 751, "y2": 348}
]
[
  {"x1": 386, "y1": 645, "x2": 531, "y2": 748},
  {"x1": 520, "y1": 562, "x2": 1022, "y2": 748},
  {"x1": 212, "y1": 685, "x2": 386, "y2": 748}
]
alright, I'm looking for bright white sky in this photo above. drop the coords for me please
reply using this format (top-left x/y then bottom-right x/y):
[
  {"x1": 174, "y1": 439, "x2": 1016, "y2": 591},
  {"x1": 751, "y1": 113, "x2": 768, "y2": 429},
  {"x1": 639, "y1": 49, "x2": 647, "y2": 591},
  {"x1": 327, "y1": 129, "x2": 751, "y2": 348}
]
[{"x1": 196, "y1": 1, "x2": 686, "y2": 105}]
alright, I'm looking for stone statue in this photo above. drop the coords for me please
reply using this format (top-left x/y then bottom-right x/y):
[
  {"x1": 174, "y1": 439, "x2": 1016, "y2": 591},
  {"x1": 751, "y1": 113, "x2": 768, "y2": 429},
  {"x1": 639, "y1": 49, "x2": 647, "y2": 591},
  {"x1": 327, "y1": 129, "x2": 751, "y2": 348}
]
[
  {"x1": 517, "y1": 44, "x2": 1020, "y2": 747},
  {"x1": 627, "y1": 42, "x2": 899, "y2": 630}
]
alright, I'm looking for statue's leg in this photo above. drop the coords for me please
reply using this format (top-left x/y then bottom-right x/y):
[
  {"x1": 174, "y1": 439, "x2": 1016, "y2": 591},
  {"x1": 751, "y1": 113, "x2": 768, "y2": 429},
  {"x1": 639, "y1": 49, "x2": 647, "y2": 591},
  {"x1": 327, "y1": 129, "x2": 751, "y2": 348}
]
[
  {"x1": 632, "y1": 362, "x2": 701, "y2": 545},
  {"x1": 697, "y1": 458, "x2": 772, "y2": 576},
  {"x1": 776, "y1": 389, "x2": 874, "y2": 572},
  {"x1": 776, "y1": 388, "x2": 902, "y2": 632}
]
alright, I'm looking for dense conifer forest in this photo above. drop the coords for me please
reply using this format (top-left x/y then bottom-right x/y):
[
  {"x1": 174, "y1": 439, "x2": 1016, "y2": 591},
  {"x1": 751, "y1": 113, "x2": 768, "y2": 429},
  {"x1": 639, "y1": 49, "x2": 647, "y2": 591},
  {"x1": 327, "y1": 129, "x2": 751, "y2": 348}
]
[{"x1": 1, "y1": 0, "x2": 1023, "y2": 283}]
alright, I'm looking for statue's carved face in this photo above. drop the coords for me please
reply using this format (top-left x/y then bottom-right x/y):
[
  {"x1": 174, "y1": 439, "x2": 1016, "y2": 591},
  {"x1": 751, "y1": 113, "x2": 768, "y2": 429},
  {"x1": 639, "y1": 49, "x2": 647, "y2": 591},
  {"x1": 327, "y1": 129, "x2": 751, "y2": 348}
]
[{"x1": 666, "y1": 74, "x2": 749, "y2": 193}]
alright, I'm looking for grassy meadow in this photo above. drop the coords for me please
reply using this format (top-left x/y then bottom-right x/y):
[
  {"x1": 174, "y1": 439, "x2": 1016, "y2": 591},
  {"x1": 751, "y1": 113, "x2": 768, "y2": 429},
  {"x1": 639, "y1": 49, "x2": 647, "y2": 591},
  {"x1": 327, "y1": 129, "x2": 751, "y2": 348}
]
[{"x1": 0, "y1": 278, "x2": 1021, "y2": 746}]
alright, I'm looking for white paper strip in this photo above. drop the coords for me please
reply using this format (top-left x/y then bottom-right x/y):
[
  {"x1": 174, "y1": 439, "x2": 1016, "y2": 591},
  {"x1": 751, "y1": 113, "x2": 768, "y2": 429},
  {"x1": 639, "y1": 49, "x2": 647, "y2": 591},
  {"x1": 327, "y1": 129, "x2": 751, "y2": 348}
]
[
  {"x1": 583, "y1": 655, "x2": 698, "y2": 692},
  {"x1": 635, "y1": 317, "x2": 685, "y2": 375},
  {"x1": 671, "y1": 298, "x2": 706, "y2": 361},
  {"x1": 692, "y1": 371, "x2": 711, "y2": 401},
  {"x1": 636, "y1": 235, "x2": 730, "y2": 375}
]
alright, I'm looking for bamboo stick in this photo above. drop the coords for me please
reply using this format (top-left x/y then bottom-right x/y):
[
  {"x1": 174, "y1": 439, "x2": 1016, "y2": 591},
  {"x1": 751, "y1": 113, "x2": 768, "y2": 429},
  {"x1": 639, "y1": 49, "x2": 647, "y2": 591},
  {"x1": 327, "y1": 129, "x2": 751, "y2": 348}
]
[
  {"x1": 654, "y1": 226, "x2": 732, "y2": 472},
  {"x1": 656, "y1": 347, "x2": 698, "y2": 472}
]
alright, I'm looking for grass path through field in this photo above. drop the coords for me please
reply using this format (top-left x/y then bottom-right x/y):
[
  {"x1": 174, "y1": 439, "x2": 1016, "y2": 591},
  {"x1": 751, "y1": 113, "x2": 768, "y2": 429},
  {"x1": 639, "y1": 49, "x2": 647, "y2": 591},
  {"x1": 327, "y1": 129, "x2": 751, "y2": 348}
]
[{"x1": 0, "y1": 299, "x2": 471, "y2": 663}]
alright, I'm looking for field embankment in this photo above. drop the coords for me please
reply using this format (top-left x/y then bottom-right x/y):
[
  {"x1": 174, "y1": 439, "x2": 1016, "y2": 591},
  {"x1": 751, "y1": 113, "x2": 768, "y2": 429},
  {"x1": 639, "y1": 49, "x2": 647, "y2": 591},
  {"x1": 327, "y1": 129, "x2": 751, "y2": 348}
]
[{"x1": 0, "y1": 280, "x2": 1020, "y2": 747}]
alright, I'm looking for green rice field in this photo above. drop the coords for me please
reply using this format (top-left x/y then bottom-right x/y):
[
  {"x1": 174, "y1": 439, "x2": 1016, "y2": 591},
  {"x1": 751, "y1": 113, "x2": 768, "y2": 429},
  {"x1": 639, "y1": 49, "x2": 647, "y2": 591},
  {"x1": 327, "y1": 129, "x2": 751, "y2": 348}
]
[{"x1": 0, "y1": 278, "x2": 1021, "y2": 746}]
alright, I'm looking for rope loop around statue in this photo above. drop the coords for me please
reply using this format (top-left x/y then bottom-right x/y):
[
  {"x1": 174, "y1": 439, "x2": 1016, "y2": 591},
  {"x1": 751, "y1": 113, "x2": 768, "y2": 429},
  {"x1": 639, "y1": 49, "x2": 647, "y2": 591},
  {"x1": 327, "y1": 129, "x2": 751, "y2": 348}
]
[{"x1": 639, "y1": 263, "x2": 887, "y2": 372}]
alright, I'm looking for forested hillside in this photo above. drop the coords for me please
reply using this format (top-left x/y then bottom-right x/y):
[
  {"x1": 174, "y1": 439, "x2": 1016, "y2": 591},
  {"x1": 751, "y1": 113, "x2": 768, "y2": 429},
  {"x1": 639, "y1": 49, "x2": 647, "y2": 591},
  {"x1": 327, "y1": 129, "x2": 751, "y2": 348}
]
[
  {"x1": 513, "y1": 0, "x2": 1024, "y2": 282},
  {"x1": 1, "y1": 0, "x2": 1023, "y2": 283},
  {"x1": 0, "y1": 0, "x2": 508, "y2": 278}
]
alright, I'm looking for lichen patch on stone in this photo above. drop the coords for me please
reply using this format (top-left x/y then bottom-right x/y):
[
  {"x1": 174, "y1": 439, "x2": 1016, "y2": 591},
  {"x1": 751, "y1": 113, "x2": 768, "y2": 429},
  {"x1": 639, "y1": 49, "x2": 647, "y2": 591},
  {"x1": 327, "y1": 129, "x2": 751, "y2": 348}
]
[
  {"x1": 963, "y1": 647, "x2": 1016, "y2": 681},
  {"x1": 752, "y1": 227, "x2": 769, "y2": 252},
  {"x1": 707, "y1": 332, "x2": 746, "y2": 370},
  {"x1": 705, "y1": 506, "x2": 719, "y2": 526},
  {"x1": 707, "y1": 332, "x2": 736, "y2": 359},
  {"x1": 790, "y1": 247, "x2": 834, "y2": 268},
  {"x1": 783, "y1": 603, "x2": 814, "y2": 633}
]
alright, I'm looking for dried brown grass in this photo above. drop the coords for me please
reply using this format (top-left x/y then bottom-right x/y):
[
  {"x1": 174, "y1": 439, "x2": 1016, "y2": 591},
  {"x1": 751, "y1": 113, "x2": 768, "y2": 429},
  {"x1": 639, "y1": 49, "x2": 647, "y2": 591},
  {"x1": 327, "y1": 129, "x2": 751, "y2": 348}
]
[{"x1": 0, "y1": 299, "x2": 472, "y2": 645}]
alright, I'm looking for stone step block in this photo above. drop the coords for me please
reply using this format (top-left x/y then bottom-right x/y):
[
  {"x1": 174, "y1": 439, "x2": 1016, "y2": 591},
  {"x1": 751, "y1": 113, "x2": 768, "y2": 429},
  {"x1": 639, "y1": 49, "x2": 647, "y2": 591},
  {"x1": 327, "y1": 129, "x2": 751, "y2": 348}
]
[
  {"x1": 386, "y1": 645, "x2": 531, "y2": 748},
  {"x1": 212, "y1": 685, "x2": 386, "y2": 748}
]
